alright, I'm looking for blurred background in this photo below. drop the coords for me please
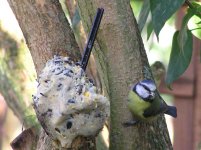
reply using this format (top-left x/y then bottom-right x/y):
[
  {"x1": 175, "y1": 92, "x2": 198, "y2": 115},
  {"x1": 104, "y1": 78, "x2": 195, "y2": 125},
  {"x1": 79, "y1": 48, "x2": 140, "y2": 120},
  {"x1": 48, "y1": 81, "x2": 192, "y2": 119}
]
[
  {"x1": 0, "y1": 0, "x2": 200, "y2": 149},
  {"x1": 0, "y1": 0, "x2": 36, "y2": 149}
]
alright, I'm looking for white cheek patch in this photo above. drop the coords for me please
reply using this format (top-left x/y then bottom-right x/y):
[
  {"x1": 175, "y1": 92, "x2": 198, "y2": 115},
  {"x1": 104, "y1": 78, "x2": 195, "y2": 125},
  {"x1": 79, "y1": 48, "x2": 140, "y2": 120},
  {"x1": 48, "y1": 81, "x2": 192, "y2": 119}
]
[
  {"x1": 33, "y1": 56, "x2": 110, "y2": 148},
  {"x1": 139, "y1": 80, "x2": 156, "y2": 92},
  {"x1": 135, "y1": 84, "x2": 150, "y2": 99}
]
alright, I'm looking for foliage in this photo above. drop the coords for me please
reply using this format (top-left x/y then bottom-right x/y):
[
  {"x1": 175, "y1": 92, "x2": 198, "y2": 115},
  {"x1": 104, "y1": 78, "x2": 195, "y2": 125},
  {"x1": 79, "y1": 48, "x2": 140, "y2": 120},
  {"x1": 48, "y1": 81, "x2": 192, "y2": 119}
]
[
  {"x1": 137, "y1": 0, "x2": 201, "y2": 87},
  {"x1": 166, "y1": 30, "x2": 192, "y2": 87}
]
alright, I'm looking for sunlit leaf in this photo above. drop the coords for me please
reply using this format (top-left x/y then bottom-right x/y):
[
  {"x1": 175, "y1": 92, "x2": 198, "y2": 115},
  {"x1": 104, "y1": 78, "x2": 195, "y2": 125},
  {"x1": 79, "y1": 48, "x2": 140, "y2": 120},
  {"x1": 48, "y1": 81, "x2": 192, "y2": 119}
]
[
  {"x1": 150, "y1": 0, "x2": 185, "y2": 37},
  {"x1": 188, "y1": 2, "x2": 201, "y2": 39},
  {"x1": 138, "y1": 0, "x2": 150, "y2": 32},
  {"x1": 189, "y1": 14, "x2": 201, "y2": 39},
  {"x1": 165, "y1": 30, "x2": 193, "y2": 86},
  {"x1": 191, "y1": 2, "x2": 201, "y2": 19}
]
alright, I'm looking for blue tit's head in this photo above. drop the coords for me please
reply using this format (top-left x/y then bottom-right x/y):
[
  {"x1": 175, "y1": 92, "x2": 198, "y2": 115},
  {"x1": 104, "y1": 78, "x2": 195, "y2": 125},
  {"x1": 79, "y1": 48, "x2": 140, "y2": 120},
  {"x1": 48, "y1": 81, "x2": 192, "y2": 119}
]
[{"x1": 132, "y1": 79, "x2": 156, "y2": 102}]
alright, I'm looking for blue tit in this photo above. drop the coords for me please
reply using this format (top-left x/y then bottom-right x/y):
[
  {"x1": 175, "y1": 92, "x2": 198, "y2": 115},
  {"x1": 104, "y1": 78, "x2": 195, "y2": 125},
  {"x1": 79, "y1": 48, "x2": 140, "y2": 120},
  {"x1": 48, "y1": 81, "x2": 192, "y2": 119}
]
[{"x1": 125, "y1": 79, "x2": 177, "y2": 125}]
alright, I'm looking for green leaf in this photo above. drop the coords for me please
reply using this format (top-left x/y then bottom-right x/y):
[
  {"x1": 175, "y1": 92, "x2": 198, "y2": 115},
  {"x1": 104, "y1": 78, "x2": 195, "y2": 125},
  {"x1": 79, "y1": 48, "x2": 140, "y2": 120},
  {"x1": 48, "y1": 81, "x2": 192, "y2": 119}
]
[
  {"x1": 191, "y1": 2, "x2": 201, "y2": 19},
  {"x1": 138, "y1": 0, "x2": 150, "y2": 32},
  {"x1": 150, "y1": 0, "x2": 185, "y2": 37},
  {"x1": 165, "y1": 30, "x2": 193, "y2": 86},
  {"x1": 179, "y1": 9, "x2": 194, "y2": 51},
  {"x1": 189, "y1": 13, "x2": 201, "y2": 39},
  {"x1": 147, "y1": 21, "x2": 153, "y2": 40}
]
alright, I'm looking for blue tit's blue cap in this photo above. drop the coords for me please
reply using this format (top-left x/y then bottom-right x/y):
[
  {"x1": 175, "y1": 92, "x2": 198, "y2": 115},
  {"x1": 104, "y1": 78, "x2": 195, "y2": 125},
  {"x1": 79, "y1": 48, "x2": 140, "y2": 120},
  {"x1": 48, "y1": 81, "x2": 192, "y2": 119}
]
[{"x1": 139, "y1": 79, "x2": 156, "y2": 92}]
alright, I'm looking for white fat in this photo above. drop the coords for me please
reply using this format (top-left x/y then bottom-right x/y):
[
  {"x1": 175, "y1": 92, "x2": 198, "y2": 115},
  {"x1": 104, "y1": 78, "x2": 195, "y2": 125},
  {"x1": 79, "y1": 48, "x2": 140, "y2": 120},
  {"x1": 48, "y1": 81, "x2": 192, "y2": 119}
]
[{"x1": 33, "y1": 56, "x2": 110, "y2": 148}]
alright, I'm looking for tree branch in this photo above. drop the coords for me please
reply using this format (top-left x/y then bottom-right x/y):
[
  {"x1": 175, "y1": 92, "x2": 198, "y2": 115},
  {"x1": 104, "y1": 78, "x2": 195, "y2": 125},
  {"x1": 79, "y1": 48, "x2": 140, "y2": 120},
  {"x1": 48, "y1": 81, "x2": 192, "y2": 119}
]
[
  {"x1": 77, "y1": 0, "x2": 172, "y2": 149},
  {"x1": 0, "y1": 26, "x2": 36, "y2": 128},
  {"x1": 0, "y1": 72, "x2": 33, "y2": 128},
  {"x1": 7, "y1": 0, "x2": 81, "y2": 74},
  {"x1": 185, "y1": 0, "x2": 194, "y2": 9},
  {"x1": 7, "y1": 0, "x2": 94, "y2": 149}
]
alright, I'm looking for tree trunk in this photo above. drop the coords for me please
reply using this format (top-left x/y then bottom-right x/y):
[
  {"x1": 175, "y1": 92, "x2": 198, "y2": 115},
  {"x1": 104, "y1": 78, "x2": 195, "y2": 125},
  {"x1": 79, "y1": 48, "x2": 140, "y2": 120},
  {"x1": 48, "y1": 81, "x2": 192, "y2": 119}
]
[
  {"x1": 77, "y1": 0, "x2": 173, "y2": 149},
  {"x1": 6, "y1": 0, "x2": 173, "y2": 149},
  {"x1": 7, "y1": 0, "x2": 95, "y2": 149}
]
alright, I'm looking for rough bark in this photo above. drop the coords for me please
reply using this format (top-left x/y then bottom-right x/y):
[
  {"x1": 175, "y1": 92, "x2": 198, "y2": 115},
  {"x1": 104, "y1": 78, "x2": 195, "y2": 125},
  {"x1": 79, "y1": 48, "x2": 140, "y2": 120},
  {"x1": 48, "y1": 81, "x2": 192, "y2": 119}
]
[
  {"x1": 65, "y1": 0, "x2": 77, "y2": 20},
  {"x1": 77, "y1": 1, "x2": 173, "y2": 150},
  {"x1": 7, "y1": 0, "x2": 94, "y2": 149},
  {"x1": 11, "y1": 127, "x2": 39, "y2": 150}
]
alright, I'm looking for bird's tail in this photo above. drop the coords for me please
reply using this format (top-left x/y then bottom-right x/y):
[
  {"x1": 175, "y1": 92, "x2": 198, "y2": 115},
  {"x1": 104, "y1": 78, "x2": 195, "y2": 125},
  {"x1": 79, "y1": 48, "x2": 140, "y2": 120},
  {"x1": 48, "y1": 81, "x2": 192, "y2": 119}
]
[{"x1": 165, "y1": 105, "x2": 177, "y2": 118}]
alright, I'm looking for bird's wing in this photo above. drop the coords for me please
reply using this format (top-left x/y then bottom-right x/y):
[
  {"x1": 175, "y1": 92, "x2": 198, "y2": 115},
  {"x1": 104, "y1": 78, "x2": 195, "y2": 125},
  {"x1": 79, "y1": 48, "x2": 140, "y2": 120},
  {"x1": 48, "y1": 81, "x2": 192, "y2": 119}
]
[{"x1": 143, "y1": 94, "x2": 168, "y2": 118}]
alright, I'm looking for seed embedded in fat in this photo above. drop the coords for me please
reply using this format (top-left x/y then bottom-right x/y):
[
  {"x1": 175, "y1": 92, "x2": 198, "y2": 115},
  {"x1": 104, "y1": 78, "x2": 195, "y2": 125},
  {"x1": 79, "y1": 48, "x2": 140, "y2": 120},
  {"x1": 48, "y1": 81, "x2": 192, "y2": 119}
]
[{"x1": 33, "y1": 56, "x2": 110, "y2": 148}]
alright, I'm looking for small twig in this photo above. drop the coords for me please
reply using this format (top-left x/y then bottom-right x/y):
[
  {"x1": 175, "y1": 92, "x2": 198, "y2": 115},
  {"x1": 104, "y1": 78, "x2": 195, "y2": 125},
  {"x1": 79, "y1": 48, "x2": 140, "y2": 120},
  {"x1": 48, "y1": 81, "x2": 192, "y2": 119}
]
[
  {"x1": 185, "y1": 0, "x2": 194, "y2": 9},
  {"x1": 185, "y1": 0, "x2": 201, "y2": 19}
]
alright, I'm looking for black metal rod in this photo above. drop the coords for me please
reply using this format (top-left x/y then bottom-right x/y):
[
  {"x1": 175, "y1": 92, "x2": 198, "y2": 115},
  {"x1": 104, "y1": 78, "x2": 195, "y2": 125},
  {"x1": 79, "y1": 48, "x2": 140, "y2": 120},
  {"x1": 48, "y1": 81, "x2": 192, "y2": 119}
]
[{"x1": 81, "y1": 8, "x2": 104, "y2": 71}]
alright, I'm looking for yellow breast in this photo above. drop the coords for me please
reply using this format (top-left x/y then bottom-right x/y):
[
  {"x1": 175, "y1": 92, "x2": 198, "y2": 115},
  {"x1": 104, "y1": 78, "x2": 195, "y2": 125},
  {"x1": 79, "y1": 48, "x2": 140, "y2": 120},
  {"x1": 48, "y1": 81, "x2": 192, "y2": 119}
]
[{"x1": 128, "y1": 91, "x2": 151, "y2": 120}]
